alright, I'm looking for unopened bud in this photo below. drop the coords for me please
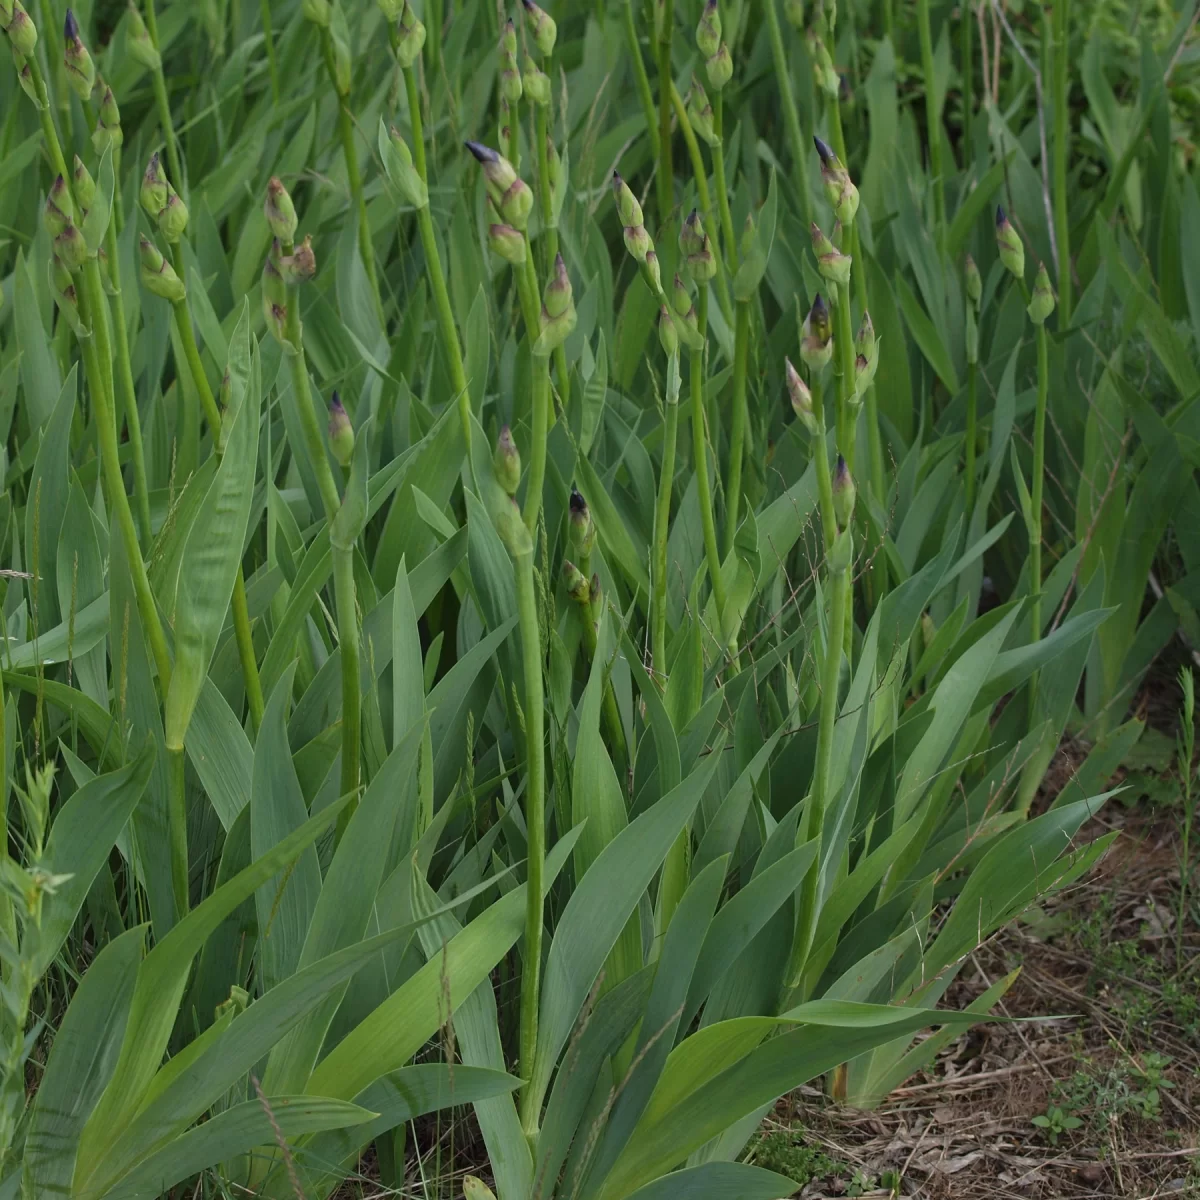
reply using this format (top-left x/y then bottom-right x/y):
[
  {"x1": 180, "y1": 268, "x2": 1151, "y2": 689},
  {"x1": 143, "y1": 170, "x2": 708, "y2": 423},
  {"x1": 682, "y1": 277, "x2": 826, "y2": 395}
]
[
  {"x1": 522, "y1": 53, "x2": 550, "y2": 106},
  {"x1": 63, "y1": 10, "x2": 95, "y2": 99},
  {"x1": 706, "y1": 43, "x2": 733, "y2": 91},
  {"x1": 331, "y1": 32, "x2": 351, "y2": 95},
  {"x1": 265, "y1": 177, "x2": 298, "y2": 243},
  {"x1": 811, "y1": 222, "x2": 851, "y2": 286},
  {"x1": 92, "y1": 82, "x2": 123, "y2": 152},
  {"x1": 499, "y1": 41, "x2": 523, "y2": 105},
  {"x1": 126, "y1": 2, "x2": 159, "y2": 69},
  {"x1": 563, "y1": 560, "x2": 590, "y2": 604},
  {"x1": 800, "y1": 293, "x2": 833, "y2": 371},
  {"x1": 568, "y1": 488, "x2": 595, "y2": 555},
  {"x1": 488, "y1": 221, "x2": 527, "y2": 264},
  {"x1": 328, "y1": 392, "x2": 355, "y2": 466},
  {"x1": 537, "y1": 254, "x2": 577, "y2": 351},
  {"x1": 543, "y1": 253, "x2": 572, "y2": 319},
  {"x1": 394, "y1": 0, "x2": 425, "y2": 67},
  {"x1": 1027, "y1": 260, "x2": 1055, "y2": 325},
  {"x1": 611, "y1": 171, "x2": 643, "y2": 227},
  {"x1": 378, "y1": 0, "x2": 402, "y2": 17},
  {"x1": 44, "y1": 176, "x2": 75, "y2": 236},
  {"x1": 522, "y1": 0, "x2": 557, "y2": 57},
  {"x1": 279, "y1": 235, "x2": 317, "y2": 284},
  {"x1": 261, "y1": 251, "x2": 288, "y2": 341},
  {"x1": 623, "y1": 222, "x2": 653, "y2": 263},
  {"x1": 55, "y1": 223, "x2": 88, "y2": 272},
  {"x1": 140, "y1": 153, "x2": 168, "y2": 216},
  {"x1": 695, "y1": 0, "x2": 720, "y2": 58},
  {"x1": 643, "y1": 248, "x2": 662, "y2": 293},
  {"x1": 832, "y1": 454, "x2": 856, "y2": 528},
  {"x1": 589, "y1": 572, "x2": 602, "y2": 615},
  {"x1": 158, "y1": 189, "x2": 189, "y2": 241},
  {"x1": 139, "y1": 235, "x2": 185, "y2": 301},
  {"x1": 465, "y1": 141, "x2": 533, "y2": 229},
  {"x1": 6, "y1": 2, "x2": 37, "y2": 57},
  {"x1": 786, "y1": 357, "x2": 818, "y2": 435},
  {"x1": 808, "y1": 29, "x2": 838, "y2": 99},
  {"x1": 964, "y1": 254, "x2": 982, "y2": 307},
  {"x1": 301, "y1": 0, "x2": 331, "y2": 26},
  {"x1": 672, "y1": 274, "x2": 691, "y2": 318},
  {"x1": 854, "y1": 310, "x2": 875, "y2": 362},
  {"x1": 546, "y1": 136, "x2": 561, "y2": 190},
  {"x1": 680, "y1": 209, "x2": 716, "y2": 281},
  {"x1": 658, "y1": 305, "x2": 679, "y2": 356},
  {"x1": 73, "y1": 156, "x2": 96, "y2": 215},
  {"x1": 686, "y1": 78, "x2": 717, "y2": 146},
  {"x1": 494, "y1": 426, "x2": 522, "y2": 494},
  {"x1": 995, "y1": 206, "x2": 1024, "y2": 281},
  {"x1": 814, "y1": 135, "x2": 859, "y2": 225},
  {"x1": 12, "y1": 49, "x2": 37, "y2": 105},
  {"x1": 48, "y1": 254, "x2": 81, "y2": 328}
]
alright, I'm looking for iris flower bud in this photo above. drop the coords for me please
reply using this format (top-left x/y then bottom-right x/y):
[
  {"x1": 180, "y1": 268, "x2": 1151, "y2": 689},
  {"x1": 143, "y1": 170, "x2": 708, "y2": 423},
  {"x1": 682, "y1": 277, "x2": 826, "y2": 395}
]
[
  {"x1": 140, "y1": 235, "x2": 186, "y2": 301},
  {"x1": 522, "y1": 0, "x2": 557, "y2": 57},
  {"x1": 643, "y1": 249, "x2": 662, "y2": 293},
  {"x1": 680, "y1": 209, "x2": 716, "y2": 281},
  {"x1": 261, "y1": 252, "x2": 289, "y2": 343},
  {"x1": 126, "y1": 2, "x2": 160, "y2": 69},
  {"x1": 44, "y1": 175, "x2": 76, "y2": 235},
  {"x1": 1027, "y1": 261, "x2": 1056, "y2": 325},
  {"x1": 499, "y1": 21, "x2": 522, "y2": 103},
  {"x1": 537, "y1": 254, "x2": 576, "y2": 352},
  {"x1": 63, "y1": 10, "x2": 95, "y2": 99},
  {"x1": 706, "y1": 43, "x2": 733, "y2": 91},
  {"x1": 49, "y1": 254, "x2": 81, "y2": 328},
  {"x1": 672, "y1": 273, "x2": 691, "y2": 318},
  {"x1": 784, "y1": 0, "x2": 804, "y2": 27},
  {"x1": 786, "y1": 358, "x2": 819, "y2": 435},
  {"x1": 832, "y1": 454, "x2": 856, "y2": 528},
  {"x1": 301, "y1": 0, "x2": 331, "y2": 26},
  {"x1": 658, "y1": 305, "x2": 679, "y2": 356},
  {"x1": 5, "y1": 1, "x2": 37, "y2": 57},
  {"x1": 811, "y1": 222, "x2": 851, "y2": 286},
  {"x1": 569, "y1": 489, "x2": 596, "y2": 555},
  {"x1": 686, "y1": 78, "x2": 717, "y2": 147},
  {"x1": 696, "y1": 0, "x2": 720, "y2": 56},
  {"x1": 158, "y1": 189, "x2": 189, "y2": 241},
  {"x1": 800, "y1": 294, "x2": 833, "y2": 371},
  {"x1": 562, "y1": 560, "x2": 590, "y2": 604},
  {"x1": 73, "y1": 156, "x2": 96, "y2": 216},
  {"x1": 995, "y1": 206, "x2": 1024, "y2": 281},
  {"x1": 265, "y1": 176, "x2": 298, "y2": 243},
  {"x1": 494, "y1": 426, "x2": 522, "y2": 494},
  {"x1": 140, "y1": 152, "x2": 169, "y2": 217},
  {"x1": 394, "y1": 0, "x2": 425, "y2": 67},
  {"x1": 611, "y1": 171, "x2": 643, "y2": 227},
  {"x1": 814, "y1": 135, "x2": 859, "y2": 225},
  {"x1": 328, "y1": 392, "x2": 355, "y2": 467},
  {"x1": 93, "y1": 82, "x2": 123, "y2": 153},
  {"x1": 522, "y1": 53, "x2": 550, "y2": 106},
  {"x1": 488, "y1": 220, "x2": 527, "y2": 265},
  {"x1": 965, "y1": 254, "x2": 982, "y2": 307},
  {"x1": 466, "y1": 141, "x2": 533, "y2": 229},
  {"x1": 279, "y1": 235, "x2": 317, "y2": 285}
]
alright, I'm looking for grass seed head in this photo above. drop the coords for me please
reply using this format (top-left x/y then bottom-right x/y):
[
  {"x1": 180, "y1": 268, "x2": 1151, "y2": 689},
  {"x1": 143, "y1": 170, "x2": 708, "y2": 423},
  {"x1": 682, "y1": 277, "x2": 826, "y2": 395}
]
[{"x1": 1027, "y1": 261, "x2": 1056, "y2": 325}]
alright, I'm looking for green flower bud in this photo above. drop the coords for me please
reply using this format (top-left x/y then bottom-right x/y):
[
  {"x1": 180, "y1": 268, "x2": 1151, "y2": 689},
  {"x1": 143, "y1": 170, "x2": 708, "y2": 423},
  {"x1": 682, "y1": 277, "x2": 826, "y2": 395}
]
[
  {"x1": 568, "y1": 488, "x2": 596, "y2": 555},
  {"x1": 5, "y1": 2, "x2": 37, "y2": 57},
  {"x1": 139, "y1": 235, "x2": 186, "y2": 301},
  {"x1": 964, "y1": 254, "x2": 982, "y2": 307},
  {"x1": 786, "y1": 357, "x2": 819, "y2": 435},
  {"x1": 72, "y1": 155, "x2": 95, "y2": 216},
  {"x1": 12, "y1": 49, "x2": 37, "y2": 105},
  {"x1": 538, "y1": 309, "x2": 576, "y2": 355},
  {"x1": 48, "y1": 255, "x2": 81, "y2": 328},
  {"x1": 695, "y1": 0, "x2": 720, "y2": 58},
  {"x1": 965, "y1": 304, "x2": 979, "y2": 366},
  {"x1": 589, "y1": 572, "x2": 602, "y2": 617},
  {"x1": 852, "y1": 352, "x2": 871, "y2": 402},
  {"x1": 543, "y1": 252, "x2": 572, "y2": 319},
  {"x1": 140, "y1": 152, "x2": 168, "y2": 216},
  {"x1": 784, "y1": 0, "x2": 804, "y2": 27},
  {"x1": 706, "y1": 42, "x2": 733, "y2": 91},
  {"x1": 522, "y1": 0, "x2": 557, "y2": 57},
  {"x1": 491, "y1": 492, "x2": 532, "y2": 558},
  {"x1": 331, "y1": 31, "x2": 351, "y2": 96},
  {"x1": 55, "y1": 222, "x2": 89, "y2": 272},
  {"x1": 643, "y1": 248, "x2": 662, "y2": 293},
  {"x1": 828, "y1": 525, "x2": 853, "y2": 574},
  {"x1": 546, "y1": 135, "x2": 561, "y2": 190},
  {"x1": 1027, "y1": 260, "x2": 1055, "y2": 325},
  {"x1": 686, "y1": 78, "x2": 717, "y2": 146},
  {"x1": 157, "y1": 189, "x2": 189, "y2": 241},
  {"x1": 522, "y1": 53, "x2": 550, "y2": 106},
  {"x1": 811, "y1": 222, "x2": 851, "y2": 286},
  {"x1": 494, "y1": 425, "x2": 523, "y2": 494},
  {"x1": 0, "y1": 0, "x2": 14, "y2": 25},
  {"x1": 92, "y1": 82, "x2": 123, "y2": 153},
  {"x1": 488, "y1": 220, "x2": 527, "y2": 265},
  {"x1": 622, "y1": 222, "x2": 653, "y2": 263},
  {"x1": 832, "y1": 454, "x2": 856, "y2": 528},
  {"x1": 394, "y1": 0, "x2": 425, "y2": 68},
  {"x1": 63, "y1": 10, "x2": 95, "y2": 99},
  {"x1": 658, "y1": 305, "x2": 679, "y2": 356},
  {"x1": 301, "y1": 0, "x2": 331, "y2": 26},
  {"x1": 680, "y1": 209, "x2": 716, "y2": 281},
  {"x1": 126, "y1": 2, "x2": 160, "y2": 69},
  {"x1": 740, "y1": 211, "x2": 756, "y2": 260},
  {"x1": 44, "y1": 175, "x2": 76, "y2": 236},
  {"x1": 814, "y1": 135, "x2": 859, "y2": 225},
  {"x1": 328, "y1": 392, "x2": 355, "y2": 466},
  {"x1": 562, "y1": 560, "x2": 590, "y2": 604},
  {"x1": 465, "y1": 141, "x2": 533, "y2": 229},
  {"x1": 500, "y1": 41, "x2": 523, "y2": 105},
  {"x1": 808, "y1": 29, "x2": 838, "y2": 99},
  {"x1": 500, "y1": 15, "x2": 517, "y2": 54},
  {"x1": 611, "y1": 171, "x2": 643, "y2": 227},
  {"x1": 995, "y1": 205, "x2": 1024, "y2": 281},
  {"x1": 279, "y1": 235, "x2": 317, "y2": 285},
  {"x1": 800, "y1": 293, "x2": 833, "y2": 371},
  {"x1": 265, "y1": 176, "x2": 298, "y2": 243},
  {"x1": 854, "y1": 309, "x2": 875, "y2": 363}
]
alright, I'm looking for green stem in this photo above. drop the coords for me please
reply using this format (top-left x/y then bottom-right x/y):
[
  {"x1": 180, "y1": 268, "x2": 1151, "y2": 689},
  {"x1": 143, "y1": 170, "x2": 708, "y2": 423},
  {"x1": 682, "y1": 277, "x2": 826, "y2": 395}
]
[
  {"x1": 834, "y1": 279, "x2": 856, "y2": 474},
  {"x1": 655, "y1": 0, "x2": 675, "y2": 222},
  {"x1": 965, "y1": 358, "x2": 978, "y2": 512},
  {"x1": 1030, "y1": 322, "x2": 1048, "y2": 649},
  {"x1": 321, "y1": 28, "x2": 383, "y2": 327},
  {"x1": 762, "y1": 0, "x2": 812, "y2": 230},
  {"x1": 810, "y1": 379, "x2": 838, "y2": 552},
  {"x1": 518, "y1": 252, "x2": 551, "y2": 532},
  {"x1": 653, "y1": 355, "x2": 680, "y2": 675},
  {"x1": 786, "y1": 553, "x2": 849, "y2": 993},
  {"x1": 916, "y1": 0, "x2": 946, "y2": 243},
  {"x1": 1051, "y1": 0, "x2": 1071, "y2": 323},
  {"x1": 261, "y1": 0, "x2": 281, "y2": 104},
  {"x1": 723, "y1": 300, "x2": 750, "y2": 559},
  {"x1": 333, "y1": 542, "x2": 360, "y2": 829},
  {"x1": 167, "y1": 747, "x2": 188, "y2": 917},
  {"x1": 514, "y1": 548, "x2": 545, "y2": 1140},
  {"x1": 622, "y1": 0, "x2": 660, "y2": 160},
  {"x1": 961, "y1": 0, "x2": 974, "y2": 136},
  {"x1": 143, "y1": 0, "x2": 185, "y2": 194},
  {"x1": 405, "y1": 67, "x2": 471, "y2": 452},
  {"x1": 690, "y1": 286, "x2": 727, "y2": 636},
  {"x1": 534, "y1": 103, "x2": 557, "y2": 270},
  {"x1": 711, "y1": 92, "x2": 737, "y2": 282}
]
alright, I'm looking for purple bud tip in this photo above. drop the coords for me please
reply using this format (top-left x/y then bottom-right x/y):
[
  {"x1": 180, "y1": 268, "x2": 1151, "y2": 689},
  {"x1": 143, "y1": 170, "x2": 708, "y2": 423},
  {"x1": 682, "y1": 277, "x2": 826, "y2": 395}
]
[
  {"x1": 813, "y1": 135, "x2": 834, "y2": 163},
  {"x1": 811, "y1": 293, "x2": 828, "y2": 318},
  {"x1": 554, "y1": 251, "x2": 566, "y2": 272},
  {"x1": 465, "y1": 141, "x2": 499, "y2": 164},
  {"x1": 64, "y1": 9, "x2": 79, "y2": 40},
  {"x1": 330, "y1": 391, "x2": 345, "y2": 414},
  {"x1": 569, "y1": 488, "x2": 586, "y2": 514},
  {"x1": 686, "y1": 208, "x2": 699, "y2": 226},
  {"x1": 835, "y1": 453, "x2": 847, "y2": 478},
  {"x1": 505, "y1": 16, "x2": 516, "y2": 30},
  {"x1": 995, "y1": 205, "x2": 1007, "y2": 226},
  {"x1": 522, "y1": 0, "x2": 535, "y2": 9}
]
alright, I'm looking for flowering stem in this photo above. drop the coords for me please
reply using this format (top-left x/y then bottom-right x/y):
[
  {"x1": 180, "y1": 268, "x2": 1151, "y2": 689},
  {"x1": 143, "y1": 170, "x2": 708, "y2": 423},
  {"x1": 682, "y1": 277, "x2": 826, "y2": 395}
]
[
  {"x1": 655, "y1": 0, "x2": 675, "y2": 222},
  {"x1": 404, "y1": 67, "x2": 471, "y2": 452},
  {"x1": 533, "y1": 102, "x2": 570, "y2": 414},
  {"x1": 809, "y1": 377, "x2": 838, "y2": 552},
  {"x1": 516, "y1": 252, "x2": 551, "y2": 532},
  {"x1": 653, "y1": 354, "x2": 681, "y2": 676},
  {"x1": 1030, "y1": 322, "x2": 1048, "y2": 648},
  {"x1": 711, "y1": 91, "x2": 737, "y2": 285},
  {"x1": 834, "y1": 279, "x2": 856, "y2": 474},
  {"x1": 723, "y1": 299, "x2": 750, "y2": 559},
  {"x1": 320, "y1": 28, "x2": 384, "y2": 328},
  {"x1": 690, "y1": 285, "x2": 727, "y2": 635},
  {"x1": 1051, "y1": 0, "x2": 1071, "y2": 323},
  {"x1": 142, "y1": 0, "x2": 185, "y2": 194},
  {"x1": 622, "y1": 0, "x2": 660, "y2": 161},
  {"x1": 514, "y1": 544, "x2": 545, "y2": 1141},
  {"x1": 762, "y1": 0, "x2": 812, "y2": 231},
  {"x1": 261, "y1": 0, "x2": 281, "y2": 104}
]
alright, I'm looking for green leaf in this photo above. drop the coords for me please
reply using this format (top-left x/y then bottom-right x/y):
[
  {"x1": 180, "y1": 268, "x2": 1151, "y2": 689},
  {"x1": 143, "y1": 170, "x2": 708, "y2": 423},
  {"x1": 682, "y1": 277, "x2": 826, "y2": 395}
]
[
  {"x1": 733, "y1": 171, "x2": 778, "y2": 302},
  {"x1": 580, "y1": 330, "x2": 607, "y2": 455},
  {"x1": 895, "y1": 271, "x2": 960, "y2": 394},
  {"x1": 81, "y1": 145, "x2": 115, "y2": 255}
]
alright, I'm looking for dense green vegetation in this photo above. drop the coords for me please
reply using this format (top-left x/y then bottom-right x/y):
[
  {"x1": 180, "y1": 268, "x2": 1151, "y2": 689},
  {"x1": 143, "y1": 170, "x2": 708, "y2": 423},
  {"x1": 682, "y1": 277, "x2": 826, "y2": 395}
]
[{"x1": 0, "y1": 0, "x2": 1197, "y2": 1195}]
